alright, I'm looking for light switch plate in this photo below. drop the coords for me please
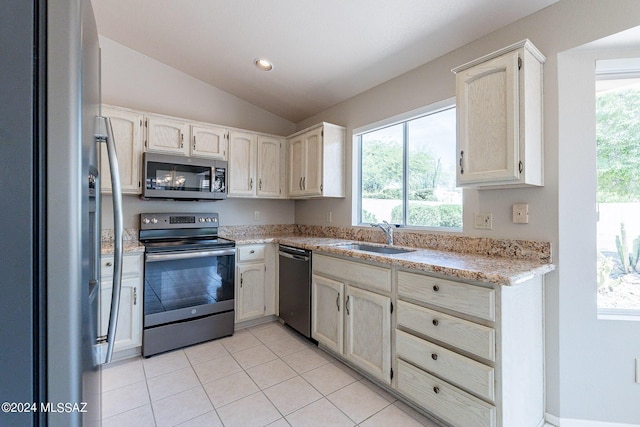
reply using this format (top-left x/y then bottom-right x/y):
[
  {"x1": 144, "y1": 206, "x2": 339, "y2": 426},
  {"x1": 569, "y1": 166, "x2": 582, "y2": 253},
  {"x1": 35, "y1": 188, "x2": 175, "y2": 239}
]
[
  {"x1": 474, "y1": 213, "x2": 492, "y2": 230},
  {"x1": 513, "y1": 203, "x2": 529, "y2": 224}
]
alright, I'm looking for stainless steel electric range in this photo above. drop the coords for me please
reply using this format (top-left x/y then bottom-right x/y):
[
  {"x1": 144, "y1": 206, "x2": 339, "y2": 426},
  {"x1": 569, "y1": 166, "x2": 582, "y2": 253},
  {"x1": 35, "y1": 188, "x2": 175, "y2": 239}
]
[{"x1": 139, "y1": 212, "x2": 235, "y2": 357}]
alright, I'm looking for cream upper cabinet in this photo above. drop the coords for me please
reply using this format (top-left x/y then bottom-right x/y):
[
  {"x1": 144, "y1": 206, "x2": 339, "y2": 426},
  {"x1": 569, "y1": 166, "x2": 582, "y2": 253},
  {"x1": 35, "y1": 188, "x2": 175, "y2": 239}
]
[
  {"x1": 228, "y1": 132, "x2": 285, "y2": 198},
  {"x1": 228, "y1": 131, "x2": 257, "y2": 197},
  {"x1": 257, "y1": 135, "x2": 285, "y2": 198},
  {"x1": 287, "y1": 123, "x2": 345, "y2": 198},
  {"x1": 453, "y1": 39, "x2": 545, "y2": 188},
  {"x1": 101, "y1": 106, "x2": 144, "y2": 194},
  {"x1": 145, "y1": 114, "x2": 189, "y2": 155},
  {"x1": 190, "y1": 124, "x2": 227, "y2": 159}
]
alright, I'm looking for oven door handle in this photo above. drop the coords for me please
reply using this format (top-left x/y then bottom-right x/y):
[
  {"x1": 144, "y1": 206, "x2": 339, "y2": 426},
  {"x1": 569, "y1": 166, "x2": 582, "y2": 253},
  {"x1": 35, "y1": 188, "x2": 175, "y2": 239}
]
[{"x1": 146, "y1": 248, "x2": 236, "y2": 262}]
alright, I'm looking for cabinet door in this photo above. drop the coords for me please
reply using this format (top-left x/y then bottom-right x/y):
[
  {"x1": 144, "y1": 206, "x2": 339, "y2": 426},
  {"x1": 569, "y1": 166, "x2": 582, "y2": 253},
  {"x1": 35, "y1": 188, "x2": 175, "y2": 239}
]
[
  {"x1": 228, "y1": 131, "x2": 257, "y2": 197},
  {"x1": 257, "y1": 135, "x2": 284, "y2": 198},
  {"x1": 311, "y1": 274, "x2": 344, "y2": 354},
  {"x1": 101, "y1": 107, "x2": 143, "y2": 194},
  {"x1": 303, "y1": 127, "x2": 323, "y2": 196},
  {"x1": 456, "y1": 50, "x2": 519, "y2": 185},
  {"x1": 288, "y1": 136, "x2": 306, "y2": 197},
  {"x1": 237, "y1": 262, "x2": 265, "y2": 321},
  {"x1": 145, "y1": 115, "x2": 189, "y2": 155},
  {"x1": 99, "y1": 277, "x2": 141, "y2": 352},
  {"x1": 345, "y1": 285, "x2": 391, "y2": 384},
  {"x1": 190, "y1": 125, "x2": 227, "y2": 159}
]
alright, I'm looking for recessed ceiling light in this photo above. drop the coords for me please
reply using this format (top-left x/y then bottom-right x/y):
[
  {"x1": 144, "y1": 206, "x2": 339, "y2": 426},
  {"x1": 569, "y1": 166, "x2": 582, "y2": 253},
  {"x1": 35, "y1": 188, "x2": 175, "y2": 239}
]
[{"x1": 254, "y1": 58, "x2": 273, "y2": 71}]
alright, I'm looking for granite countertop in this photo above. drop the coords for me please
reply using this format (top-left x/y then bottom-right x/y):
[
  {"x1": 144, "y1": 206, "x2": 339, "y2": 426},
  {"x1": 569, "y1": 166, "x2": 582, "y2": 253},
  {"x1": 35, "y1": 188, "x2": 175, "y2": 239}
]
[
  {"x1": 223, "y1": 233, "x2": 555, "y2": 286},
  {"x1": 101, "y1": 239, "x2": 145, "y2": 255}
]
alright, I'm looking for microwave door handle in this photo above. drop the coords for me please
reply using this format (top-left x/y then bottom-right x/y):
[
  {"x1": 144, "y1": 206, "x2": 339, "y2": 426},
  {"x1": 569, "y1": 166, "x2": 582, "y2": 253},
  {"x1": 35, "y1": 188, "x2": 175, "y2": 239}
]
[{"x1": 96, "y1": 116, "x2": 124, "y2": 364}]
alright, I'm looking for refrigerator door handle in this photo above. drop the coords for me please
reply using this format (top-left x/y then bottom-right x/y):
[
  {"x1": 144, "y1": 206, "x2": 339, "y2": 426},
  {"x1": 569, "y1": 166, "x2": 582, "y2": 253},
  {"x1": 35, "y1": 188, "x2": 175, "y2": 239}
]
[{"x1": 95, "y1": 116, "x2": 124, "y2": 364}]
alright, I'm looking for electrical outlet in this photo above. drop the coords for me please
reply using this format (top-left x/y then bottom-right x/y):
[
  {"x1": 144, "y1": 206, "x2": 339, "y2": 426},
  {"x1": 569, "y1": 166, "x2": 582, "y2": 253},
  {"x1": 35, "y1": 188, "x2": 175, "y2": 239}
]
[
  {"x1": 254, "y1": 210, "x2": 260, "y2": 221},
  {"x1": 474, "y1": 213, "x2": 492, "y2": 230},
  {"x1": 326, "y1": 211, "x2": 333, "y2": 223},
  {"x1": 513, "y1": 203, "x2": 529, "y2": 224}
]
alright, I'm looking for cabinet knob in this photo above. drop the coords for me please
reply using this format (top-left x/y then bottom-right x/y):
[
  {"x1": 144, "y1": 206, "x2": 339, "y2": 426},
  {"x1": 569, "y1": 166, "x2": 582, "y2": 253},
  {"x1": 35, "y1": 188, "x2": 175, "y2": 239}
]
[
  {"x1": 432, "y1": 319, "x2": 439, "y2": 327},
  {"x1": 431, "y1": 353, "x2": 438, "y2": 361},
  {"x1": 250, "y1": 250, "x2": 255, "y2": 254},
  {"x1": 106, "y1": 262, "x2": 112, "y2": 267},
  {"x1": 433, "y1": 386, "x2": 440, "y2": 394},
  {"x1": 432, "y1": 285, "x2": 439, "y2": 292}
]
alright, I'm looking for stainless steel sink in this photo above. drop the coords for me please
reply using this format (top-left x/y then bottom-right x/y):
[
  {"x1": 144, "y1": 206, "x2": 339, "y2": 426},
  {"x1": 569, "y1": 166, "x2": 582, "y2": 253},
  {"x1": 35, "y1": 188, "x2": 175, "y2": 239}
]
[{"x1": 335, "y1": 243, "x2": 414, "y2": 255}]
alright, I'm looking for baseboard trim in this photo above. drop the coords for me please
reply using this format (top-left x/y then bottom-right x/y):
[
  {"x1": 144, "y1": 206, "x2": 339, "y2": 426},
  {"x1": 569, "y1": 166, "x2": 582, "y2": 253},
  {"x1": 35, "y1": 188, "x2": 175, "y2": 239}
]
[{"x1": 546, "y1": 413, "x2": 639, "y2": 427}]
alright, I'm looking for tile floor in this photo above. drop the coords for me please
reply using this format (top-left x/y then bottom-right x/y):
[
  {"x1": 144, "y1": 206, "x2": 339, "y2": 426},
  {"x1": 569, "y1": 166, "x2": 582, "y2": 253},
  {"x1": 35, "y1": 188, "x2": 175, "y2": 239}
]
[{"x1": 101, "y1": 321, "x2": 441, "y2": 427}]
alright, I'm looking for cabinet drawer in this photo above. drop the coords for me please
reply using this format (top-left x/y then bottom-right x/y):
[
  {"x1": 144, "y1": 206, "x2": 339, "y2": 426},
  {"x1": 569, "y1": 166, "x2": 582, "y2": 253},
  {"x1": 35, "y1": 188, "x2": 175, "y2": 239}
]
[
  {"x1": 396, "y1": 329, "x2": 494, "y2": 401},
  {"x1": 397, "y1": 359, "x2": 496, "y2": 427},
  {"x1": 237, "y1": 245, "x2": 265, "y2": 262},
  {"x1": 397, "y1": 300, "x2": 495, "y2": 361},
  {"x1": 398, "y1": 271, "x2": 495, "y2": 321},
  {"x1": 101, "y1": 254, "x2": 142, "y2": 279},
  {"x1": 314, "y1": 254, "x2": 391, "y2": 293}
]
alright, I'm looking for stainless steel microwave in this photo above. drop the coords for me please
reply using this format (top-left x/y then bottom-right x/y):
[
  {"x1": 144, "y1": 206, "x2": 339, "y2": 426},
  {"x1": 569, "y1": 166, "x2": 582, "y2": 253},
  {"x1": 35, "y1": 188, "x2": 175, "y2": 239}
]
[{"x1": 142, "y1": 152, "x2": 227, "y2": 200}]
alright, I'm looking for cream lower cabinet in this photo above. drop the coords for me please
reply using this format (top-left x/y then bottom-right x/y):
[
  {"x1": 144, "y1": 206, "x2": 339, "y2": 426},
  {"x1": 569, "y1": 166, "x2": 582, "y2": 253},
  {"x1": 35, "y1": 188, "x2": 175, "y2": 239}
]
[
  {"x1": 395, "y1": 270, "x2": 544, "y2": 427},
  {"x1": 99, "y1": 253, "x2": 143, "y2": 354},
  {"x1": 235, "y1": 244, "x2": 276, "y2": 323},
  {"x1": 312, "y1": 254, "x2": 392, "y2": 384}
]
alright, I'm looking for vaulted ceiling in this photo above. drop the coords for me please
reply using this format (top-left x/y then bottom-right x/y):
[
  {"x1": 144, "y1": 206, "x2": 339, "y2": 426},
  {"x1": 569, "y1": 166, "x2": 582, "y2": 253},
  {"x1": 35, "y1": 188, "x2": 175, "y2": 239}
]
[{"x1": 92, "y1": 0, "x2": 558, "y2": 123}]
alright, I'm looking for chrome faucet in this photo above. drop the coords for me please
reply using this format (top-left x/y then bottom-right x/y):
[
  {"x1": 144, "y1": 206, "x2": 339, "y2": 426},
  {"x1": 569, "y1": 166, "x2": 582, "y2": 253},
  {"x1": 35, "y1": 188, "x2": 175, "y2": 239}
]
[{"x1": 371, "y1": 221, "x2": 394, "y2": 245}]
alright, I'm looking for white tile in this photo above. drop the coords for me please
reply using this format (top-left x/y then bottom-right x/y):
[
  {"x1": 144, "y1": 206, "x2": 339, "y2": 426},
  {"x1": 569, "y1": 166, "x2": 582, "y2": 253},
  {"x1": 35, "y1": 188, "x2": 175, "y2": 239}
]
[
  {"x1": 202, "y1": 371, "x2": 260, "y2": 408},
  {"x1": 286, "y1": 398, "x2": 355, "y2": 427},
  {"x1": 264, "y1": 376, "x2": 322, "y2": 416},
  {"x1": 246, "y1": 359, "x2": 298, "y2": 389},
  {"x1": 102, "y1": 380, "x2": 150, "y2": 419},
  {"x1": 360, "y1": 404, "x2": 426, "y2": 427},
  {"x1": 143, "y1": 349, "x2": 190, "y2": 379},
  {"x1": 327, "y1": 381, "x2": 391, "y2": 424},
  {"x1": 232, "y1": 344, "x2": 278, "y2": 369},
  {"x1": 192, "y1": 354, "x2": 242, "y2": 384},
  {"x1": 302, "y1": 363, "x2": 358, "y2": 396},
  {"x1": 250, "y1": 322, "x2": 295, "y2": 343},
  {"x1": 176, "y1": 410, "x2": 223, "y2": 427},
  {"x1": 282, "y1": 348, "x2": 330, "y2": 374},
  {"x1": 102, "y1": 357, "x2": 146, "y2": 392},
  {"x1": 101, "y1": 403, "x2": 156, "y2": 427},
  {"x1": 147, "y1": 366, "x2": 200, "y2": 402},
  {"x1": 152, "y1": 386, "x2": 213, "y2": 427},
  {"x1": 330, "y1": 361, "x2": 363, "y2": 380},
  {"x1": 392, "y1": 401, "x2": 442, "y2": 427},
  {"x1": 216, "y1": 392, "x2": 281, "y2": 427},
  {"x1": 267, "y1": 418, "x2": 292, "y2": 427},
  {"x1": 184, "y1": 339, "x2": 229, "y2": 365},
  {"x1": 264, "y1": 334, "x2": 312, "y2": 358},
  {"x1": 220, "y1": 329, "x2": 262, "y2": 353},
  {"x1": 360, "y1": 378, "x2": 397, "y2": 403}
]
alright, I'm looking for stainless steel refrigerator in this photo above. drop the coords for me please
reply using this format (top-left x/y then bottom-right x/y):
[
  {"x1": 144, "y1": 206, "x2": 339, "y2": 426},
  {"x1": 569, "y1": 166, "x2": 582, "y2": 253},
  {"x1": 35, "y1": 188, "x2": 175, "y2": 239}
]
[{"x1": 0, "y1": 0, "x2": 124, "y2": 425}]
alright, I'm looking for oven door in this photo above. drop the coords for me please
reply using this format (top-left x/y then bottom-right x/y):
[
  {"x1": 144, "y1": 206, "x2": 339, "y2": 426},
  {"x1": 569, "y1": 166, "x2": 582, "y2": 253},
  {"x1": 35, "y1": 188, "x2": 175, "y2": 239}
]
[{"x1": 143, "y1": 247, "x2": 235, "y2": 328}]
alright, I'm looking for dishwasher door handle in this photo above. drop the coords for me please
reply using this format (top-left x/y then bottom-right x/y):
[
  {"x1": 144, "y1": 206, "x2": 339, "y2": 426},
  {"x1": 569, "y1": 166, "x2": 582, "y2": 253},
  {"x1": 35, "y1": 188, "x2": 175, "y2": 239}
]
[{"x1": 279, "y1": 251, "x2": 310, "y2": 262}]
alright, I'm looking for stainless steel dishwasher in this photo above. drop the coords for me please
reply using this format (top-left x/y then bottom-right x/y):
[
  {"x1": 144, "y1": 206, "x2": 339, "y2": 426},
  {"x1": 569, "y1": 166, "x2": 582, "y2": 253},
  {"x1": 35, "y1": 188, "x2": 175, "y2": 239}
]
[{"x1": 278, "y1": 245, "x2": 312, "y2": 338}]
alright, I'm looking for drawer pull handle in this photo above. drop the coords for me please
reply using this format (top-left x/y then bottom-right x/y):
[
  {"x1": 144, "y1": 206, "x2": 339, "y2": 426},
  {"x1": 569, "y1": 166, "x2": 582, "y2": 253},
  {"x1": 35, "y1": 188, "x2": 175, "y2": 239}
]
[
  {"x1": 431, "y1": 353, "x2": 438, "y2": 361},
  {"x1": 432, "y1": 319, "x2": 439, "y2": 326},
  {"x1": 106, "y1": 262, "x2": 113, "y2": 267},
  {"x1": 433, "y1": 386, "x2": 440, "y2": 394},
  {"x1": 433, "y1": 285, "x2": 439, "y2": 292},
  {"x1": 250, "y1": 250, "x2": 255, "y2": 254}
]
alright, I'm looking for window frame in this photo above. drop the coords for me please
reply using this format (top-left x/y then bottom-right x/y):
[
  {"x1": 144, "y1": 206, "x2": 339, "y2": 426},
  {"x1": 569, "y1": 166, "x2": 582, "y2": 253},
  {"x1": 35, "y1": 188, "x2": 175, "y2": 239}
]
[{"x1": 354, "y1": 98, "x2": 461, "y2": 231}]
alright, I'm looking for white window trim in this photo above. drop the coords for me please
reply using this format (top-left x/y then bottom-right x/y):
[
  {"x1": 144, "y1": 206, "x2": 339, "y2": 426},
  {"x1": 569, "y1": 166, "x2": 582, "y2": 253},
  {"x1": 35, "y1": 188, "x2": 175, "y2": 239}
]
[{"x1": 352, "y1": 97, "x2": 461, "y2": 230}]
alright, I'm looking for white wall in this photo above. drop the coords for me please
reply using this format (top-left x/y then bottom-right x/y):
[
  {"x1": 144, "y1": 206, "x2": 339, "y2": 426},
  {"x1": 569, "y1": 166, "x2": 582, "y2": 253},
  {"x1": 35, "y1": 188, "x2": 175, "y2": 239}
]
[
  {"x1": 294, "y1": 0, "x2": 640, "y2": 423},
  {"x1": 99, "y1": 37, "x2": 296, "y2": 229}
]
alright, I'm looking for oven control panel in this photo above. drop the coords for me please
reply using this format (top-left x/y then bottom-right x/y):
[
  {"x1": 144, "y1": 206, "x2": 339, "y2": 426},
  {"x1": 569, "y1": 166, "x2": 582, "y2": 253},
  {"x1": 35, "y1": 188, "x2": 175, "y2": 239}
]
[{"x1": 140, "y1": 212, "x2": 219, "y2": 229}]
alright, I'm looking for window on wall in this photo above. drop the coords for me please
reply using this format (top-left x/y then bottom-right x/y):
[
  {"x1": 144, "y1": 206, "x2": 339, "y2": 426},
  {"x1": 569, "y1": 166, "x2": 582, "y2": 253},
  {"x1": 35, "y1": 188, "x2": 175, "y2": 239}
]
[
  {"x1": 596, "y1": 58, "x2": 640, "y2": 315},
  {"x1": 357, "y1": 101, "x2": 462, "y2": 229}
]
